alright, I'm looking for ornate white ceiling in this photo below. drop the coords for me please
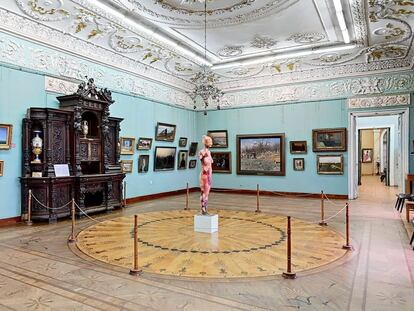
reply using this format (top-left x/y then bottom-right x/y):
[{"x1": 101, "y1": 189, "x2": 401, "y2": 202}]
[{"x1": 1, "y1": 0, "x2": 414, "y2": 108}]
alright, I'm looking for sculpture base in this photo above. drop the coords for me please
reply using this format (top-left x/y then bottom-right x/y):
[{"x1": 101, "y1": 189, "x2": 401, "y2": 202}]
[{"x1": 194, "y1": 214, "x2": 218, "y2": 233}]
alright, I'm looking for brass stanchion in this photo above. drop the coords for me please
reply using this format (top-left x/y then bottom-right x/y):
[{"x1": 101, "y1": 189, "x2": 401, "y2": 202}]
[
  {"x1": 123, "y1": 181, "x2": 127, "y2": 207},
  {"x1": 342, "y1": 203, "x2": 353, "y2": 250},
  {"x1": 255, "y1": 184, "x2": 261, "y2": 213},
  {"x1": 130, "y1": 214, "x2": 142, "y2": 276},
  {"x1": 282, "y1": 216, "x2": 296, "y2": 279},
  {"x1": 319, "y1": 190, "x2": 327, "y2": 226},
  {"x1": 68, "y1": 198, "x2": 76, "y2": 243},
  {"x1": 26, "y1": 189, "x2": 33, "y2": 226},
  {"x1": 184, "y1": 182, "x2": 189, "y2": 210}
]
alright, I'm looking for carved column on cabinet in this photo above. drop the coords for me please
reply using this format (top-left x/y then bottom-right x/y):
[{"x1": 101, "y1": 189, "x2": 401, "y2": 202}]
[
  {"x1": 22, "y1": 119, "x2": 31, "y2": 177},
  {"x1": 73, "y1": 103, "x2": 83, "y2": 176},
  {"x1": 46, "y1": 119, "x2": 54, "y2": 176}
]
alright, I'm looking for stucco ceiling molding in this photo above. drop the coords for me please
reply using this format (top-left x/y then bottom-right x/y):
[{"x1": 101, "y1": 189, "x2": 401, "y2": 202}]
[{"x1": 347, "y1": 94, "x2": 410, "y2": 109}]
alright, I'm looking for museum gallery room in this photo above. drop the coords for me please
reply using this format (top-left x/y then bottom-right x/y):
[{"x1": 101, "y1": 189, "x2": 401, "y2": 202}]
[{"x1": 1, "y1": 0, "x2": 414, "y2": 310}]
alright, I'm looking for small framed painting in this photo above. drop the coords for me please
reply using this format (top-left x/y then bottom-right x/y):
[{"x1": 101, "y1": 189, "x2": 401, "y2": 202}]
[
  {"x1": 317, "y1": 155, "x2": 344, "y2": 175},
  {"x1": 211, "y1": 151, "x2": 232, "y2": 174},
  {"x1": 207, "y1": 130, "x2": 228, "y2": 148},
  {"x1": 189, "y1": 142, "x2": 198, "y2": 156},
  {"x1": 0, "y1": 124, "x2": 13, "y2": 150},
  {"x1": 293, "y1": 158, "x2": 305, "y2": 171},
  {"x1": 177, "y1": 150, "x2": 188, "y2": 170},
  {"x1": 179, "y1": 137, "x2": 188, "y2": 147},
  {"x1": 312, "y1": 128, "x2": 347, "y2": 152},
  {"x1": 189, "y1": 159, "x2": 197, "y2": 169},
  {"x1": 120, "y1": 160, "x2": 133, "y2": 173},
  {"x1": 138, "y1": 155, "x2": 149, "y2": 173},
  {"x1": 120, "y1": 137, "x2": 135, "y2": 155},
  {"x1": 290, "y1": 141, "x2": 307, "y2": 154},
  {"x1": 155, "y1": 122, "x2": 176, "y2": 142},
  {"x1": 154, "y1": 146, "x2": 176, "y2": 171},
  {"x1": 0, "y1": 160, "x2": 4, "y2": 176},
  {"x1": 361, "y1": 148, "x2": 373, "y2": 163},
  {"x1": 137, "y1": 137, "x2": 152, "y2": 150}
]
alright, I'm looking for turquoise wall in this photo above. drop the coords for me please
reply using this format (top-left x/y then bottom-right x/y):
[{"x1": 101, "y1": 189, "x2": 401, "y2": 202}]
[
  {"x1": 197, "y1": 100, "x2": 349, "y2": 195},
  {"x1": 0, "y1": 65, "x2": 198, "y2": 220}
]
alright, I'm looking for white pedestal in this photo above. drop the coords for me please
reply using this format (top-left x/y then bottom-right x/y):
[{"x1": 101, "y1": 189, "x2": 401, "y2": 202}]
[{"x1": 194, "y1": 214, "x2": 218, "y2": 233}]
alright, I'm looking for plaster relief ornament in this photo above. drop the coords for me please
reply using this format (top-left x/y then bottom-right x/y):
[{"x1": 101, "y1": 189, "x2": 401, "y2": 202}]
[
  {"x1": 287, "y1": 32, "x2": 326, "y2": 44},
  {"x1": 250, "y1": 35, "x2": 277, "y2": 49},
  {"x1": 73, "y1": 8, "x2": 120, "y2": 40},
  {"x1": 217, "y1": 45, "x2": 244, "y2": 57},
  {"x1": 165, "y1": 58, "x2": 196, "y2": 76},
  {"x1": 16, "y1": 0, "x2": 70, "y2": 21},
  {"x1": 110, "y1": 34, "x2": 143, "y2": 53},
  {"x1": 369, "y1": 0, "x2": 414, "y2": 22},
  {"x1": 365, "y1": 44, "x2": 407, "y2": 62},
  {"x1": 373, "y1": 23, "x2": 406, "y2": 40}
]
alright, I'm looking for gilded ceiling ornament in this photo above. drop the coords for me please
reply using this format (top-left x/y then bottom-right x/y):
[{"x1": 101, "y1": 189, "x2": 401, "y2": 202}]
[
  {"x1": 217, "y1": 45, "x2": 244, "y2": 57},
  {"x1": 365, "y1": 44, "x2": 407, "y2": 62},
  {"x1": 250, "y1": 35, "x2": 277, "y2": 49},
  {"x1": 110, "y1": 34, "x2": 143, "y2": 53},
  {"x1": 142, "y1": 45, "x2": 172, "y2": 64},
  {"x1": 74, "y1": 8, "x2": 120, "y2": 40},
  {"x1": 373, "y1": 23, "x2": 406, "y2": 39},
  {"x1": 165, "y1": 58, "x2": 196, "y2": 76},
  {"x1": 286, "y1": 32, "x2": 326, "y2": 44},
  {"x1": 15, "y1": 0, "x2": 70, "y2": 21},
  {"x1": 369, "y1": 0, "x2": 414, "y2": 22}
]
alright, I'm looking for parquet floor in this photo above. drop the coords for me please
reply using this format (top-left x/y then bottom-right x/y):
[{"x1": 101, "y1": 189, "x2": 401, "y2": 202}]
[{"x1": 76, "y1": 210, "x2": 347, "y2": 278}]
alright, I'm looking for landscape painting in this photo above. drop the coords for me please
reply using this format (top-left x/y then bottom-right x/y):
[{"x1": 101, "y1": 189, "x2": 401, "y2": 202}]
[
  {"x1": 211, "y1": 152, "x2": 232, "y2": 173},
  {"x1": 317, "y1": 155, "x2": 344, "y2": 175},
  {"x1": 154, "y1": 146, "x2": 176, "y2": 171},
  {"x1": 0, "y1": 124, "x2": 12, "y2": 150},
  {"x1": 155, "y1": 122, "x2": 176, "y2": 142},
  {"x1": 237, "y1": 134, "x2": 285, "y2": 176},
  {"x1": 207, "y1": 130, "x2": 228, "y2": 148},
  {"x1": 137, "y1": 137, "x2": 152, "y2": 150}
]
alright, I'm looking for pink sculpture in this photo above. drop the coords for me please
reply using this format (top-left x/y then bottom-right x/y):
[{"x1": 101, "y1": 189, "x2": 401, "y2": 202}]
[{"x1": 199, "y1": 135, "x2": 213, "y2": 215}]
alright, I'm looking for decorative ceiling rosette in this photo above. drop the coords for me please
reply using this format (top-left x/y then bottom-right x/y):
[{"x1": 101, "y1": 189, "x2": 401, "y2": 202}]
[
  {"x1": 165, "y1": 58, "x2": 198, "y2": 76},
  {"x1": 217, "y1": 64, "x2": 265, "y2": 79},
  {"x1": 217, "y1": 45, "x2": 244, "y2": 57},
  {"x1": 109, "y1": 33, "x2": 143, "y2": 53},
  {"x1": 286, "y1": 32, "x2": 326, "y2": 44},
  {"x1": 250, "y1": 35, "x2": 277, "y2": 49},
  {"x1": 15, "y1": 0, "x2": 70, "y2": 21}
]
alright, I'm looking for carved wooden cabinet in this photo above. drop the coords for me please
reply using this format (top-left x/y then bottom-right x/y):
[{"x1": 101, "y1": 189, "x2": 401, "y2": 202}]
[{"x1": 21, "y1": 79, "x2": 125, "y2": 222}]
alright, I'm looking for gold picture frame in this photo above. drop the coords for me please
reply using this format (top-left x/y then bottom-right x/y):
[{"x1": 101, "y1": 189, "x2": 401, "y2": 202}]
[
  {"x1": 0, "y1": 124, "x2": 13, "y2": 150},
  {"x1": 120, "y1": 160, "x2": 133, "y2": 173},
  {"x1": 120, "y1": 137, "x2": 136, "y2": 155},
  {"x1": 0, "y1": 160, "x2": 4, "y2": 176}
]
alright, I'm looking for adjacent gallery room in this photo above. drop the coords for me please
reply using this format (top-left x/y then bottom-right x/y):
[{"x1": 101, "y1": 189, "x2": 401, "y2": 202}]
[{"x1": 0, "y1": 0, "x2": 413, "y2": 310}]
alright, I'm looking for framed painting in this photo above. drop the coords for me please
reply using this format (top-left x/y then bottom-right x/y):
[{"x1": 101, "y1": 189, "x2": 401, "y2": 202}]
[
  {"x1": 189, "y1": 142, "x2": 198, "y2": 156},
  {"x1": 0, "y1": 124, "x2": 13, "y2": 150},
  {"x1": 136, "y1": 137, "x2": 152, "y2": 150},
  {"x1": 293, "y1": 158, "x2": 305, "y2": 171},
  {"x1": 189, "y1": 159, "x2": 197, "y2": 169},
  {"x1": 312, "y1": 128, "x2": 347, "y2": 152},
  {"x1": 211, "y1": 151, "x2": 232, "y2": 174},
  {"x1": 290, "y1": 141, "x2": 307, "y2": 154},
  {"x1": 155, "y1": 122, "x2": 176, "y2": 142},
  {"x1": 177, "y1": 150, "x2": 188, "y2": 170},
  {"x1": 207, "y1": 130, "x2": 228, "y2": 148},
  {"x1": 138, "y1": 155, "x2": 149, "y2": 173},
  {"x1": 154, "y1": 146, "x2": 176, "y2": 171},
  {"x1": 361, "y1": 148, "x2": 373, "y2": 163},
  {"x1": 179, "y1": 137, "x2": 188, "y2": 147},
  {"x1": 237, "y1": 133, "x2": 285, "y2": 176},
  {"x1": 0, "y1": 160, "x2": 3, "y2": 177},
  {"x1": 120, "y1": 137, "x2": 135, "y2": 155},
  {"x1": 317, "y1": 155, "x2": 344, "y2": 175},
  {"x1": 120, "y1": 160, "x2": 133, "y2": 173}
]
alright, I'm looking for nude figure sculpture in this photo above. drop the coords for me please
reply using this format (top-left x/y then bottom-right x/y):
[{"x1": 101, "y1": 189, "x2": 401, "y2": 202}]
[{"x1": 199, "y1": 135, "x2": 213, "y2": 215}]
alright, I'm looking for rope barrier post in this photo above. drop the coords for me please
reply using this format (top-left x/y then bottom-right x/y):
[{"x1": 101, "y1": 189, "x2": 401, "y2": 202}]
[
  {"x1": 184, "y1": 182, "x2": 189, "y2": 210},
  {"x1": 282, "y1": 216, "x2": 296, "y2": 279},
  {"x1": 319, "y1": 190, "x2": 327, "y2": 226},
  {"x1": 342, "y1": 203, "x2": 353, "y2": 250},
  {"x1": 68, "y1": 198, "x2": 76, "y2": 243},
  {"x1": 130, "y1": 214, "x2": 142, "y2": 276},
  {"x1": 255, "y1": 184, "x2": 261, "y2": 213},
  {"x1": 123, "y1": 181, "x2": 127, "y2": 207},
  {"x1": 26, "y1": 189, "x2": 33, "y2": 226}
]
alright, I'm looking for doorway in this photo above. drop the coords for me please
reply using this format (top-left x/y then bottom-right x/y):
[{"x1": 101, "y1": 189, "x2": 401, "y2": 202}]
[{"x1": 348, "y1": 109, "x2": 409, "y2": 199}]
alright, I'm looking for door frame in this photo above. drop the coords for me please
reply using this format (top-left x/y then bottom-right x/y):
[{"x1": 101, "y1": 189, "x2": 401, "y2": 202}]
[{"x1": 348, "y1": 108, "x2": 409, "y2": 199}]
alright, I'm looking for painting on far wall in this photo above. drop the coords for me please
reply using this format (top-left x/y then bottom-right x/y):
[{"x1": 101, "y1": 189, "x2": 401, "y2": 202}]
[
  {"x1": 0, "y1": 160, "x2": 4, "y2": 177},
  {"x1": 177, "y1": 150, "x2": 188, "y2": 170},
  {"x1": 362, "y1": 148, "x2": 373, "y2": 163},
  {"x1": 290, "y1": 141, "x2": 307, "y2": 154},
  {"x1": 312, "y1": 128, "x2": 347, "y2": 152},
  {"x1": 207, "y1": 130, "x2": 228, "y2": 148},
  {"x1": 189, "y1": 159, "x2": 197, "y2": 169},
  {"x1": 189, "y1": 142, "x2": 198, "y2": 156},
  {"x1": 138, "y1": 155, "x2": 149, "y2": 173},
  {"x1": 120, "y1": 160, "x2": 133, "y2": 173},
  {"x1": 179, "y1": 137, "x2": 187, "y2": 147},
  {"x1": 317, "y1": 155, "x2": 344, "y2": 175},
  {"x1": 120, "y1": 137, "x2": 135, "y2": 155},
  {"x1": 154, "y1": 146, "x2": 176, "y2": 171},
  {"x1": 293, "y1": 158, "x2": 305, "y2": 171},
  {"x1": 211, "y1": 151, "x2": 232, "y2": 173},
  {"x1": 137, "y1": 137, "x2": 152, "y2": 150},
  {"x1": 237, "y1": 133, "x2": 285, "y2": 176},
  {"x1": 0, "y1": 124, "x2": 13, "y2": 150},
  {"x1": 155, "y1": 122, "x2": 176, "y2": 142}
]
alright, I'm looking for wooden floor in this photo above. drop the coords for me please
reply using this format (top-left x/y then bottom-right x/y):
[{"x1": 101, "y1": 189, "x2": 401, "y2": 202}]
[
  {"x1": 0, "y1": 175, "x2": 412, "y2": 310},
  {"x1": 76, "y1": 210, "x2": 347, "y2": 278}
]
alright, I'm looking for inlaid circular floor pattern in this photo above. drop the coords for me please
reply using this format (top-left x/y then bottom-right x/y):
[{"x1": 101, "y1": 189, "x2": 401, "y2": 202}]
[{"x1": 76, "y1": 210, "x2": 348, "y2": 278}]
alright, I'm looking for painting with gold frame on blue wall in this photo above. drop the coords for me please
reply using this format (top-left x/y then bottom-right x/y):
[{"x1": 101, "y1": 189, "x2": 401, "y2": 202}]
[
  {"x1": 0, "y1": 124, "x2": 13, "y2": 150},
  {"x1": 0, "y1": 160, "x2": 4, "y2": 177}
]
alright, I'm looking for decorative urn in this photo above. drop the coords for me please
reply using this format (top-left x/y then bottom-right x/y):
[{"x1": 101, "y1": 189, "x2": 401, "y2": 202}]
[
  {"x1": 31, "y1": 130, "x2": 43, "y2": 163},
  {"x1": 81, "y1": 120, "x2": 89, "y2": 138}
]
